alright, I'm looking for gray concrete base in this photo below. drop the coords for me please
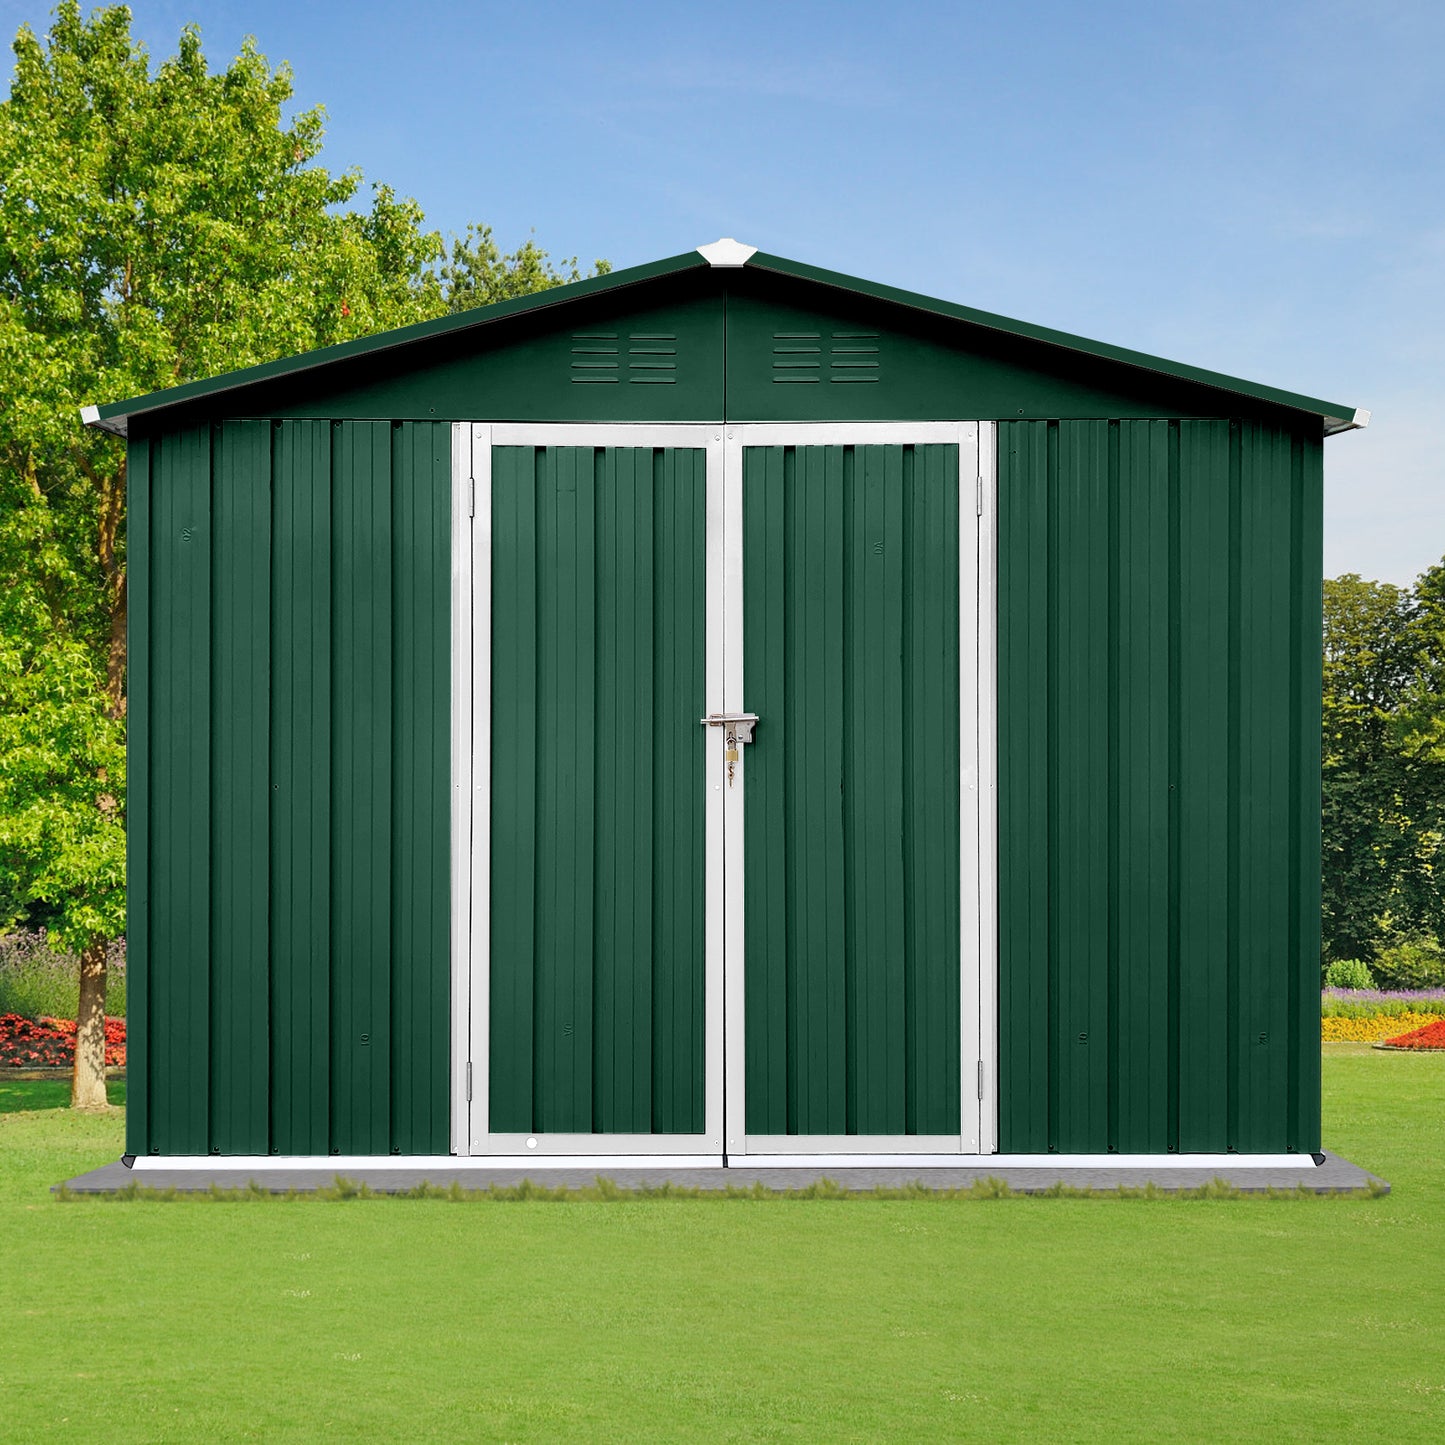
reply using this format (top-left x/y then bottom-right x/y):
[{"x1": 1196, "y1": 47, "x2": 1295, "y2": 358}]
[{"x1": 57, "y1": 1150, "x2": 1386, "y2": 1196}]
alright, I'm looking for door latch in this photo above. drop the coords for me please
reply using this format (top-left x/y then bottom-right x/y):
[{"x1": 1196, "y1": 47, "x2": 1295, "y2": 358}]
[
  {"x1": 700, "y1": 712, "x2": 759, "y2": 745},
  {"x1": 701, "y1": 713, "x2": 759, "y2": 787}
]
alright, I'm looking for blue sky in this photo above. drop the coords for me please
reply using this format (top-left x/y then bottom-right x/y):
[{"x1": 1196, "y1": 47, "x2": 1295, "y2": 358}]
[{"x1": 5, "y1": 0, "x2": 1442, "y2": 583}]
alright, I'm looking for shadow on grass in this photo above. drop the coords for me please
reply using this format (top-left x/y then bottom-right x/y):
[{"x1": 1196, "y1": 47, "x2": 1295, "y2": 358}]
[{"x1": 0, "y1": 1077, "x2": 127, "y2": 1114}]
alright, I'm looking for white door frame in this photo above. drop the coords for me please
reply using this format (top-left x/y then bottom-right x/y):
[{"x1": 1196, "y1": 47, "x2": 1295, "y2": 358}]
[
  {"x1": 721, "y1": 423, "x2": 996, "y2": 1160},
  {"x1": 450, "y1": 422, "x2": 727, "y2": 1161},
  {"x1": 449, "y1": 420, "x2": 998, "y2": 1164}
]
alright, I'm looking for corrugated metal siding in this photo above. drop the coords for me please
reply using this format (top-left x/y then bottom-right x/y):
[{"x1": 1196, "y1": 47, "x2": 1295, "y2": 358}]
[
  {"x1": 488, "y1": 446, "x2": 708, "y2": 1135},
  {"x1": 126, "y1": 420, "x2": 451, "y2": 1157},
  {"x1": 742, "y1": 444, "x2": 961, "y2": 1136},
  {"x1": 997, "y1": 419, "x2": 1323, "y2": 1155}
]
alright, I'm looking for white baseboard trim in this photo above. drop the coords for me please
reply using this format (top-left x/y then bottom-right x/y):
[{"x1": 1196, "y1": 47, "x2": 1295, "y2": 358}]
[{"x1": 129, "y1": 1150, "x2": 1320, "y2": 1173}]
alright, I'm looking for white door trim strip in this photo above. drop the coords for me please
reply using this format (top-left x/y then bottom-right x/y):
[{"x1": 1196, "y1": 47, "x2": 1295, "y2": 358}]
[
  {"x1": 977, "y1": 421, "x2": 1000, "y2": 1154},
  {"x1": 451, "y1": 421, "x2": 997, "y2": 1164},
  {"x1": 458, "y1": 424, "x2": 727, "y2": 1157},
  {"x1": 448, "y1": 423, "x2": 476, "y2": 1155}
]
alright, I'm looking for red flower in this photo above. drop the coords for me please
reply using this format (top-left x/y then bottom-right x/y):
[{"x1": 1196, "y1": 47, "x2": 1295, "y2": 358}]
[{"x1": 1384, "y1": 1018, "x2": 1445, "y2": 1050}]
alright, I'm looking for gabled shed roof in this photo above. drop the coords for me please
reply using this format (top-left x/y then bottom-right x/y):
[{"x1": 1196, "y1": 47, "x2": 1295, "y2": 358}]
[{"x1": 83, "y1": 240, "x2": 1365, "y2": 437}]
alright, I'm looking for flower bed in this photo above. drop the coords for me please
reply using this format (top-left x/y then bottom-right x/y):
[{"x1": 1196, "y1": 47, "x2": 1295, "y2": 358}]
[
  {"x1": 1323, "y1": 1010, "x2": 1445, "y2": 1042},
  {"x1": 1379, "y1": 1018, "x2": 1445, "y2": 1052},
  {"x1": 0, "y1": 1013, "x2": 126, "y2": 1069}
]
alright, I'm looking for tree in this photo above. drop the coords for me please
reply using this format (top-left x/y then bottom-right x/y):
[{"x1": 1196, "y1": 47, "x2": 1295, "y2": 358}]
[
  {"x1": 0, "y1": 2, "x2": 604, "y2": 1105},
  {"x1": 1394, "y1": 560, "x2": 1445, "y2": 765},
  {"x1": 0, "y1": 504, "x2": 124, "y2": 1105},
  {"x1": 442, "y1": 223, "x2": 610, "y2": 313},
  {"x1": 1321, "y1": 570, "x2": 1445, "y2": 967}
]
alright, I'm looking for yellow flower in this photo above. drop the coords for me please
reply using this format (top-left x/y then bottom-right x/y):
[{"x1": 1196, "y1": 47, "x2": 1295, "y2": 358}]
[{"x1": 1322, "y1": 1012, "x2": 1445, "y2": 1042}]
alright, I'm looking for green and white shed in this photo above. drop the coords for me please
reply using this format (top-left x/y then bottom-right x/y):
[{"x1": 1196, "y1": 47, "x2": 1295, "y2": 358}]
[{"x1": 86, "y1": 238, "x2": 1364, "y2": 1169}]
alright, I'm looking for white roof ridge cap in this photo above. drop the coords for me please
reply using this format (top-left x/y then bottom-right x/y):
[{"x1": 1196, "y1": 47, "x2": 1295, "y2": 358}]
[{"x1": 697, "y1": 237, "x2": 758, "y2": 267}]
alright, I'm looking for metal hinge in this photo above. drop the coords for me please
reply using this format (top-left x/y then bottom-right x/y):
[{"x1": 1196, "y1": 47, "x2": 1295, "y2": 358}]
[
  {"x1": 466, "y1": 1061, "x2": 473, "y2": 1101},
  {"x1": 976, "y1": 476, "x2": 983, "y2": 517},
  {"x1": 468, "y1": 478, "x2": 476, "y2": 519},
  {"x1": 977, "y1": 1060, "x2": 985, "y2": 1100}
]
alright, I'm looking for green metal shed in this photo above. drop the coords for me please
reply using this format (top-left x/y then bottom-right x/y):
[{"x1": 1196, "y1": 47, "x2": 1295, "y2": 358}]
[{"x1": 85, "y1": 238, "x2": 1364, "y2": 1169}]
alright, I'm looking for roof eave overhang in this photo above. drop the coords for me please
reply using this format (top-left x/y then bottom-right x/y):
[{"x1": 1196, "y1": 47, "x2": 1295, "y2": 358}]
[
  {"x1": 81, "y1": 248, "x2": 711, "y2": 438},
  {"x1": 746, "y1": 252, "x2": 1363, "y2": 435},
  {"x1": 81, "y1": 240, "x2": 1364, "y2": 440},
  {"x1": 80, "y1": 403, "x2": 127, "y2": 438},
  {"x1": 1323, "y1": 408, "x2": 1371, "y2": 437}
]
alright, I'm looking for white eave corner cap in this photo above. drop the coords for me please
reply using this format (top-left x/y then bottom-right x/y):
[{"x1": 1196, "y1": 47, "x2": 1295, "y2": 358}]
[
  {"x1": 1324, "y1": 406, "x2": 1371, "y2": 437},
  {"x1": 80, "y1": 402, "x2": 128, "y2": 437},
  {"x1": 697, "y1": 237, "x2": 758, "y2": 267}
]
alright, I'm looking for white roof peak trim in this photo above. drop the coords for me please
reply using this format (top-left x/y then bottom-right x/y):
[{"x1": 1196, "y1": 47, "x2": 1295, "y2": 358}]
[
  {"x1": 697, "y1": 237, "x2": 758, "y2": 267},
  {"x1": 1352, "y1": 408, "x2": 1371, "y2": 429}
]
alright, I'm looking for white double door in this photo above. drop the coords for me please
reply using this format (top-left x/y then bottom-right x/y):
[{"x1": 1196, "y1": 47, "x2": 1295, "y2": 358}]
[{"x1": 450, "y1": 423, "x2": 995, "y2": 1162}]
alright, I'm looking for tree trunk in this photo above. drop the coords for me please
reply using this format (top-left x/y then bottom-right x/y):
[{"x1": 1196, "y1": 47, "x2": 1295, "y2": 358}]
[{"x1": 70, "y1": 939, "x2": 109, "y2": 1110}]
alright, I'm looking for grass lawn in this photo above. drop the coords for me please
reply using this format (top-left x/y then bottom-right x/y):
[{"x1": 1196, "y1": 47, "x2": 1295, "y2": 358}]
[{"x1": 1, "y1": 1048, "x2": 1442, "y2": 1442}]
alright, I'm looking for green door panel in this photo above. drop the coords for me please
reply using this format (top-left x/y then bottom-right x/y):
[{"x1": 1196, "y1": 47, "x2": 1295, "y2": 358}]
[
  {"x1": 742, "y1": 444, "x2": 961, "y2": 1136},
  {"x1": 489, "y1": 446, "x2": 708, "y2": 1135}
]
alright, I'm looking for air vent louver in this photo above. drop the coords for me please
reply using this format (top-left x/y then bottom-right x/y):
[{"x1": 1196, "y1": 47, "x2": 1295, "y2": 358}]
[
  {"x1": 772, "y1": 332, "x2": 881, "y2": 384},
  {"x1": 571, "y1": 333, "x2": 678, "y2": 384}
]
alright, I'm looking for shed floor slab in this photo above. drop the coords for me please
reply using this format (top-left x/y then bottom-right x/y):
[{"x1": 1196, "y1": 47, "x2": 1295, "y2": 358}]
[{"x1": 57, "y1": 1151, "x2": 1385, "y2": 1196}]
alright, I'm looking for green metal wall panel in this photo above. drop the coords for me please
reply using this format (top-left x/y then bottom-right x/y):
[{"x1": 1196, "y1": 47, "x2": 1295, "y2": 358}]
[
  {"x1": 147, "y1": 426, "x2": 211, "y2": 1154},
  {"x1": 1293, "y1": 440, "x2": 1325, "y2": 1155},
  {"x1": 270, "y1": 421, "x2": 332, "y2": 1154},
  {"x1": 127, "y1": 419, "x2": 451, "y2": 1156},
  {"x1": 1114, "y1": 421, "x2": 1171, "y2": 1152},
  {"x1": 1236, "y1": 424, "x2": 1292, "y2": 1150},
  {"x1": 488, "y1": 446, "x2": 707, "y2": 1136},
  {"x1": 210, "y1": 421, "x2": 271, "y2": 1153},
  {"x1": 742, "y1": 444, "x2": 960, "y2": 1136},
  {"x1": 1176, "y1": 421, "x2": 1231, "y2": 1151},
  {"x1": 997, "y1": 418, "x2": 1323, "y2": 1155},
  {"x1": 331, "y1": 422, "x2": 394, "y2": 1154},
  {"x1": 996, "y1": 425, "x2": 1050, "y2": 1152},
  {"x1": 1053, "y1": 422, "x2": 1110, "y2": 1151},
  {"x1": 123, "y1": 438, "x2": 150, "y2": 1159},
  {"x1": 391, "y1": 424, "x2": 452, "y2": 1152}
]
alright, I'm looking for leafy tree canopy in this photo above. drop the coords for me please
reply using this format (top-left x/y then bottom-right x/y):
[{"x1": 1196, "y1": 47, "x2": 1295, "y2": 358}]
[
  {"x1": 443, "y1": 223, "x2": 610, "y2": 313},
  {"x1": 1322, "y1": 569, "x2": 1445, "y2": 966},
  {"x1": 0, "y1": 3, "x2": 602, "y2": 983}
]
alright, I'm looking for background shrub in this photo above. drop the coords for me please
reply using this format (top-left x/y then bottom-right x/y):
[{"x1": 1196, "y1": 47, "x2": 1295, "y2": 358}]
[
  {"x1": 0, "y1": 932, "x2": 126, "y2": 1020},
  {"x1": 1321, "y1": 988, "x2": 1445, "y2": 1017},
  {"x1": 1324, "y1": 958, "x2": 1376, "y2": 990},
  {"x1": 1372, "y1": 934, "x2": 1445, "y2": 991}
]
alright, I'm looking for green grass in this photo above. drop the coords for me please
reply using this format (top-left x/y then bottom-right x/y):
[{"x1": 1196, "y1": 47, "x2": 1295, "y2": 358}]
[
  {"x1": 1, "y1": 1048, "x2": 1441, "y2": 1442},
  {"x1": 0, "y1": 1076, "x2": 127, "y2": 1114}
]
